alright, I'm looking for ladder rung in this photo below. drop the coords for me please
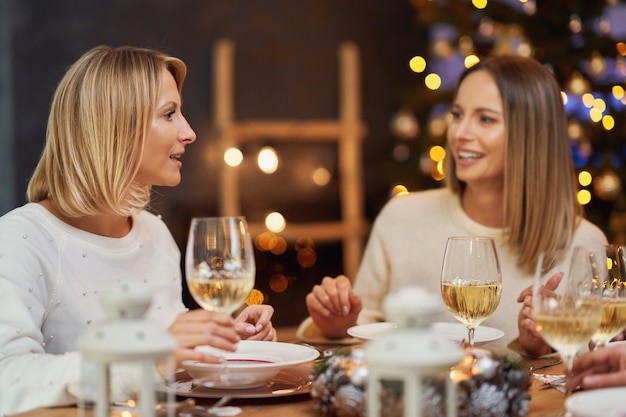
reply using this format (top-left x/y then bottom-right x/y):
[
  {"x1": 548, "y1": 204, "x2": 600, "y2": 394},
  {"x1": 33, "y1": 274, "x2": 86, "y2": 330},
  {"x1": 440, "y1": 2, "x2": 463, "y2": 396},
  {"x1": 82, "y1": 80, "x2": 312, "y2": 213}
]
[
  {"x1": 229, "y1": 120, "x2": 366, "y2": 142},
  {"x1": 248, "y1": 220, "x2": 369, "y2": 243}
]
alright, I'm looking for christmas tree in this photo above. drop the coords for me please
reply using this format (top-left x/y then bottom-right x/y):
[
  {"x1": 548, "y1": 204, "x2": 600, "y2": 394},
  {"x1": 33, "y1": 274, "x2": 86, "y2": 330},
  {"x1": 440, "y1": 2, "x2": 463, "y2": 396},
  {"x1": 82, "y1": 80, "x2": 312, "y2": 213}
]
[{"x1": 388, "y1": 0, "x2": 626, "y2": 237}]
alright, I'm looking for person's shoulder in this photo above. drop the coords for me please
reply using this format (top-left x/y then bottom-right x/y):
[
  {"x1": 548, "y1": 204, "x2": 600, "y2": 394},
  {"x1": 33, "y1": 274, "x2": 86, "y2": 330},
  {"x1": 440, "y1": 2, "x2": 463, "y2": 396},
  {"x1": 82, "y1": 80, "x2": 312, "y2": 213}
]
[
  {"x1": 134, "y1": 209, "x2": 170, "y2": 233},
  {"x1": 0, "y1": 203, "x2": 45, "y2": 229},
  {"x1": 0, "y1": 204, "x2": 53, "y2": 249},
  {"x1": 381, "y1": 187, "x2": 450, "y2": 213},
  {"x1": 574, "y1": 217, "x2": 609, "y2": 244},
  {"x1": 372, "y1": 188, "x2": 452, "y2": 232}
]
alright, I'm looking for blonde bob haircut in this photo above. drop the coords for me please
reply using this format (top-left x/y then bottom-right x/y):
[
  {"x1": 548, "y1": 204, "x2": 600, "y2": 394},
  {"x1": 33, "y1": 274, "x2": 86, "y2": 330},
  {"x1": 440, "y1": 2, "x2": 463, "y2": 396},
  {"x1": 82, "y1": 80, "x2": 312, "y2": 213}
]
[
  {"x1": 27, "y1": 45, "x2": 187, "y2": 217},
  {"x1": 444, "y1": 55, "x2": 582, "y2": 273}
]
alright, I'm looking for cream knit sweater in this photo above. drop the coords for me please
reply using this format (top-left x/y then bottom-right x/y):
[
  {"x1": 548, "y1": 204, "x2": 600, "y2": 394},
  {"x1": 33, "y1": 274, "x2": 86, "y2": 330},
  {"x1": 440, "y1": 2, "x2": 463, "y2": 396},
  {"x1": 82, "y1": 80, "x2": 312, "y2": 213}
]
[{"x1": 299, "y1": 188, "x2": 608, "y2": 350}]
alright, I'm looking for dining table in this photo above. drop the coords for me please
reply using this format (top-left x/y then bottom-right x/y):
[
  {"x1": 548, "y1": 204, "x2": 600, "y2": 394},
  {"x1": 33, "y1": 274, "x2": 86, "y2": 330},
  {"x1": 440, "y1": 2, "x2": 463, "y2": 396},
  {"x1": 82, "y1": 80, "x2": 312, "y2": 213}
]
[{"x1": 9, "y1": 326, "x2": 566, "y2": 417}]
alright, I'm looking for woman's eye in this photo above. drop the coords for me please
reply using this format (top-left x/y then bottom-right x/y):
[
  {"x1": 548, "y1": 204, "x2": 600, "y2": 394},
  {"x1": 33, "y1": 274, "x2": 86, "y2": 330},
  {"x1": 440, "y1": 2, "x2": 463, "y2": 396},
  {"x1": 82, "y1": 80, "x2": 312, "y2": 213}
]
[
  {"x1": 165, "y1": 110, "x2": 175, "y2": 120},
  {"x1": 480, "y1": 115, "x2": 495, "y2": 124},
  {"x1": 449, "y1": 111, "x2": 462, "y2": 120}
]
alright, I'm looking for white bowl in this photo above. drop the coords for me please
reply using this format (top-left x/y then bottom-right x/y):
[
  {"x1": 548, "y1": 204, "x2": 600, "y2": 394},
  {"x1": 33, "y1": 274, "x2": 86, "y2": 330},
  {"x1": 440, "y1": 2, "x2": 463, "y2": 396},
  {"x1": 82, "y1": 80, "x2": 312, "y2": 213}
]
[
  {"x1": 182, "y1": 340, "x2": 319, "y2": 389},
  {"x1": 565, "y1": 387, "x2": 626, "y2": 417},
  {"x1": 347, "y1": 321, "x2": 504, "y2": 346},
  {"x1": 347, "y1": 322, "x2": 397, "y2": 340}
]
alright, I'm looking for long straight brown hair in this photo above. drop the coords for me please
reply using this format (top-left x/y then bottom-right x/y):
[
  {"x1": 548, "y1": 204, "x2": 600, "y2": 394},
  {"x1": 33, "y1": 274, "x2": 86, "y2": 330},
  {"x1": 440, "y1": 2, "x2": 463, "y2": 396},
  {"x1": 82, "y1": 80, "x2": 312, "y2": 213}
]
[{"x1": 445, "y1": 55, "x2": 582, "y2": 273}]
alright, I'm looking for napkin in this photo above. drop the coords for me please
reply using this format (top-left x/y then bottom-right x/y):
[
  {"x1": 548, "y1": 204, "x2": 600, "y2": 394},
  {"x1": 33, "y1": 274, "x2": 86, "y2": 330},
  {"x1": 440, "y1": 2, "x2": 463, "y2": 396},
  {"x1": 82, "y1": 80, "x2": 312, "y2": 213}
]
[
  {"x1": 533, "y1": 373, "x2": 566, "y2": 393},
  {"x1": 296, "y1": 317, "x2": 359, "y2": 345}
]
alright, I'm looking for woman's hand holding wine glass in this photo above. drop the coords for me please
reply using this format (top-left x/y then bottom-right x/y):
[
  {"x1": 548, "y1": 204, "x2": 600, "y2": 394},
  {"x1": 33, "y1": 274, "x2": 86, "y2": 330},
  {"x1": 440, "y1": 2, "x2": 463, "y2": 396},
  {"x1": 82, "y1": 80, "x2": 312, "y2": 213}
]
[
  {"x1": 186, "y1": 216, "x2": 256, "y2": 315},
  {"x1": 533, "y1": 246, "x2": 604, "y2": 397},
  {"x1": 441, "y1": 236, "x2": 502, "y2": 349},
  {"x1": 184, "y1": 216, "x2": 257, "y2": 383}
]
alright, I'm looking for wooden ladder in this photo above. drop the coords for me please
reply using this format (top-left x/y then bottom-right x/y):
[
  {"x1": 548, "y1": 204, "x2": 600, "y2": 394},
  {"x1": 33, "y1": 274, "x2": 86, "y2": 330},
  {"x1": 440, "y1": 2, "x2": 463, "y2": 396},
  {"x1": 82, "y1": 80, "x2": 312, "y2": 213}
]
[{"x1": 212, "y1": 39, "x2": 369, "y2": 279}]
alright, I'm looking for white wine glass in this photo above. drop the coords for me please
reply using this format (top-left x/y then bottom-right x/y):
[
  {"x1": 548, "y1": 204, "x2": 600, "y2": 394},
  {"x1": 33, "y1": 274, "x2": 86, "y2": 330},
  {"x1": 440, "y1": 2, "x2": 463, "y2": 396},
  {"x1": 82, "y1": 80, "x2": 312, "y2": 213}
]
[
  {"x1": 185, "y1": 216, "x2": 256, "y2": 386},
  {"x1": 185, "y1": 216, "x2": 256, "y2": 315},
  {"x1": 589, "y1": 244, "x2": 626, "y2": 349},
  {"x1": 441, "y1": 236, "x2": 502, "y2": 348},
  {"x1": 533, "y1": 246, "x2": 604, "y2": 395}
]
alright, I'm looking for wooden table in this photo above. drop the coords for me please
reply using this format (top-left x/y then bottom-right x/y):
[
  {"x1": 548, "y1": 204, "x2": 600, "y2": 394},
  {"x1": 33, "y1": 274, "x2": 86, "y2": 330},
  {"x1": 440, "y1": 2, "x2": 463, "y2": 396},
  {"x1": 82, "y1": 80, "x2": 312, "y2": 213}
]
[{"x1": 9, "y1": 327, "x2": 566, "y2": 417}]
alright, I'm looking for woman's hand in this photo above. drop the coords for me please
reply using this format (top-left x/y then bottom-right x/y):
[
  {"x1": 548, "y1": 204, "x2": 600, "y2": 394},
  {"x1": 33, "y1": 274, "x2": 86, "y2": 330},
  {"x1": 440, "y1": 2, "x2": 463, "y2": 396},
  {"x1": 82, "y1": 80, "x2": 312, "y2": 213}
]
[
  {"x1": 234, "y1": 305, "x2": 277, "y2": 341},
  {"x1": 168, "y1": 309, "x2": 240, "y2": 368},
  {"x1": 568, "y1": 343, "x2": 626, "y2": 391},
  {"x1": 516, "y1": 272, "x2": 563, "y2": 356},
  {"x1": 305, "y1": 275, "x2": 362, "y2": 339}
]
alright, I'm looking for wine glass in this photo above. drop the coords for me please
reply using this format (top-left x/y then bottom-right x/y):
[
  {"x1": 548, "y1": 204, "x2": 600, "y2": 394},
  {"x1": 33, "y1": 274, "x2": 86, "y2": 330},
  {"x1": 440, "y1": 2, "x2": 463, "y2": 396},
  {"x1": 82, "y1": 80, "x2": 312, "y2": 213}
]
[
  {"x1": 185, "y1": 216, "x2": 256, "y2": 315},
  {"x1": 533, "y1": 246, "x2": 604, "y2": 395},
  {"x1": 441, "y1": 236, "x2": 502, "y2": 348},
  {"x1": 185, "y1": 216, "x2": 256, "y2": 386},
  {"x1": 589, "y1": 244, "x2": 626, "y2": 349}
]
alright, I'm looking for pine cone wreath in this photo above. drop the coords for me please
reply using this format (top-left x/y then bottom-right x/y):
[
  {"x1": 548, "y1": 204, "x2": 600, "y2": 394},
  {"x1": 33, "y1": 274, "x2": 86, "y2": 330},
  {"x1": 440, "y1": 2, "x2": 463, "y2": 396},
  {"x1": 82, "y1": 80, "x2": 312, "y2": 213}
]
[{"x1": 310, "y1": 347, "x2": 531, "y2": 417}]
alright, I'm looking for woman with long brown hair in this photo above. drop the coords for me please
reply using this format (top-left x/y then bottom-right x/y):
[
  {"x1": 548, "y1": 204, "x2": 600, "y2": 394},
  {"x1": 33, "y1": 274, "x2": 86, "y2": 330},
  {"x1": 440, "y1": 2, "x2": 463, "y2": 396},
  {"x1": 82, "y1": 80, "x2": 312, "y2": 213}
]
[{"x1": 301, "y1": 55, "x2": 607, "y2": 356}]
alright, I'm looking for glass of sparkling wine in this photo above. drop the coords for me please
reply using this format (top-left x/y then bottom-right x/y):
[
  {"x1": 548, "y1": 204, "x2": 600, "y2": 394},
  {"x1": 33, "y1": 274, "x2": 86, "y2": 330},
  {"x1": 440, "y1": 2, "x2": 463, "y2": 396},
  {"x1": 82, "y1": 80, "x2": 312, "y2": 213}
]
[
  {"x1": 533, "y1": 246, "x2": 604, "y2": 394},
  {"x1": 185, "y1": 216, "x2": 256, "y2": 380},
  {"x1": 590, "y1": 244, "x2": 626, "y2": 349},
  {"x1": 441, "y1": 236, "x2": 502, "y2": 348}
]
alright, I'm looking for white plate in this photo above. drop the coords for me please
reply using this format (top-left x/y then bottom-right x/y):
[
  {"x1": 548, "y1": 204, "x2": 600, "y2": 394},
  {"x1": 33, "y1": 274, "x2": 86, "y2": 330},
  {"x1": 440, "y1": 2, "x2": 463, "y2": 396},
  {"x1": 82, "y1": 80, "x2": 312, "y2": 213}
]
[
  {"x1": 347, "y1": 321, "x2": 504, "y2": 346},
  {"x1": 182, "y1": 340, "x2": 319, "y2": 389},
  {"x1": 565, "y1": 387, "x2": 626, "y2": 417},
  {"x1": 347, "y1": 322, "x2": 397, "y2": 340},
  {"x1": 431, "y1": 322, "x2": 504, "y2": 346},
  {"x1": 161, "y1": 365, "x2": 313, "y2": 399}
]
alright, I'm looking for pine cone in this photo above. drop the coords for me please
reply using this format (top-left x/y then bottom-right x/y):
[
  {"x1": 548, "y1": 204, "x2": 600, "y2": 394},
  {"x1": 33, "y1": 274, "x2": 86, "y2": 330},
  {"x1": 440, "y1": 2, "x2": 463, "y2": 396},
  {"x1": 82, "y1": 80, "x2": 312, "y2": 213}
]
[
  {"x1": 333, "y1": 384, "x2": 366, "y2": 417},
  {"x1": 468, "y1": 384, "x2": 508, "y2": 417}
]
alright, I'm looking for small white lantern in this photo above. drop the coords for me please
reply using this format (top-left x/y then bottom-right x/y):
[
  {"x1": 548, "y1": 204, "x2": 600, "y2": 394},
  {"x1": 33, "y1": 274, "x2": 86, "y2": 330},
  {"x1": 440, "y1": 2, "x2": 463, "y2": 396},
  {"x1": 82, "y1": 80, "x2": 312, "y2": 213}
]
[
  {"x1": 364, "y1": 286, "x2": 463, "y2": 417},
  {"x1": 78, "y1": 282, "x2": 176, "y2": 417}
]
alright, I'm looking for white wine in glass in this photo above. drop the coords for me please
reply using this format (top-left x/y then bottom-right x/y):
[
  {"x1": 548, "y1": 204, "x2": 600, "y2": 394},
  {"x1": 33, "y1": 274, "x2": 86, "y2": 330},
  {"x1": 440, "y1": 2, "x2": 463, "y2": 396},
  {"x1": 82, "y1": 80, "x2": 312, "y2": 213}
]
[
  {"x1": 533, "y1": 246, "x2": 604, "y2": 396},
  {"x1": 185, "y1": 216, "x2": 256, "y2": 315},
  {"x1": 590, "y1": 244, "x2": 626, "y2": 349},
  {"x1": 441, "y1": 236, "x2": 502, "y2": 348},
  {"x1": 184, "y1": 216, "x2": 255, "y2": 389}
]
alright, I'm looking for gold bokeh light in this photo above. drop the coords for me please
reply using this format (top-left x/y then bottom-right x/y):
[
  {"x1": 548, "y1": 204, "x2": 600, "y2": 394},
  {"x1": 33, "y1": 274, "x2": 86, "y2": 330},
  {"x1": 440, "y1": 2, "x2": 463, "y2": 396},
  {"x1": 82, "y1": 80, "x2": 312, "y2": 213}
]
[
  {"x1": 472, "y1": 0, "x2": 488, "y2": 9},
  {"x1": 224, "y1": 147, "x2": 243, "y2": 167},
  {"x1": 425, "y1": 73, "x2": 442, "y2": 90},
  {"x1": 264, "y1": 211, "x2": 286, "y2": 233},
  {"x1": 312, "y1": 167, "x2": 331, "y2": 186},
  {"x1": 581, "y1": 93, "x2": 595, "y2": 108},
  {"x1": 602, "y1": 115, "x2": 615, "y2": 130},
  {"x1": 257, "y1": 146, "x2": 279, "y2": 174},
  {"x1": 577, "y1": 189, "x2": 591, "y2": 205},
  {"x1": 246, "y1": 289, "x2": 265, "y2": 305},
  {"x1": 391, "y1": 184, "x2": 409, "y2": 197},
  {"x1": 589, "y1": 107, "x2": 603, "y2": 123},
  {"x1": 464, "y1": 55, "x2": 480, "y2": 68},
  {"x1": 578, "y1": 171, "x2": 592, "y2": 187},
  {"x1": 409, "y1": 55, "x2": 427, "y2": 73},
  {"x1": 429, "y1": 145, "x2": 446, "y2": 162}
]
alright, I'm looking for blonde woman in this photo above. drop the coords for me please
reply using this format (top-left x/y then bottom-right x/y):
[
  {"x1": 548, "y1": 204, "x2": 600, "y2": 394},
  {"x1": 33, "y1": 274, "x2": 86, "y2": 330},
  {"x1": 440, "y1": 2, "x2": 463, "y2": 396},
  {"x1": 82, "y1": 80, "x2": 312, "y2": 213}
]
[
  {"x1": 301, "y1": 55, "x2": 607, "y2": 356},
  {"x1": 0, "y1": 45, "x2": 275, "y2": 415}
]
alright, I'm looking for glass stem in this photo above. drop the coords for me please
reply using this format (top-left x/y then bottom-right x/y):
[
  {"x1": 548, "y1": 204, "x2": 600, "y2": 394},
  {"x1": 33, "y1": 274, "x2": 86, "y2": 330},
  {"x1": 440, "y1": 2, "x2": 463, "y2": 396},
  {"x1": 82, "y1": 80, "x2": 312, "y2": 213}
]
[
  {"x1": 467, "y1": 326, "x2": 475, "y2": 348},
  {"x1": 564, "y1": 354, "x2": 575, "y2": 396}
]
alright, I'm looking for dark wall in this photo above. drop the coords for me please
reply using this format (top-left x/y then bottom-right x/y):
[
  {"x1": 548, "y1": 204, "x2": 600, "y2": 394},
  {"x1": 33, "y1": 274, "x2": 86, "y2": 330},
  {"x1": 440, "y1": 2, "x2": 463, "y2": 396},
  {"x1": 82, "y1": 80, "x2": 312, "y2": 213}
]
[
  {"x1": 8, "y1": 0, "x2": 423, "y2": 325},
  {"x1": 0, "y1": 0, "x2": 14, "y2": 214}
]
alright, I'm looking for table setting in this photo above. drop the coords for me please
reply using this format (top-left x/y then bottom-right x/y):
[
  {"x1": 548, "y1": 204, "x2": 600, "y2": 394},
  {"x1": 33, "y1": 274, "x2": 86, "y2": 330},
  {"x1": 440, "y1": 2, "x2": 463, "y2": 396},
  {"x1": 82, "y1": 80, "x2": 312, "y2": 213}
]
[
  {"x1": 9, "y1": 324, "x2": 570, "y2": 417},
  {"x1": 10, "y1": 231, "x2": 626, "y2": 417},
  {"x1": 168, "y1": 340, "x2": 319, "y2": 396}
]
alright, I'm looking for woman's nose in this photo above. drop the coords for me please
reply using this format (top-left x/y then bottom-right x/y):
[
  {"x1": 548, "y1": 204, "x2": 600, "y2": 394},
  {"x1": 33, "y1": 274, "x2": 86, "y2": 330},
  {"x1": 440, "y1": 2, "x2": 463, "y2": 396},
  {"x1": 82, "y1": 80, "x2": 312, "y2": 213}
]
[
  {"x1": 450, "y1": 118, "x2": 473, "y2": 141},
  {"x1": 180, "y1": 119, "x2": 196, "y2": 144}
]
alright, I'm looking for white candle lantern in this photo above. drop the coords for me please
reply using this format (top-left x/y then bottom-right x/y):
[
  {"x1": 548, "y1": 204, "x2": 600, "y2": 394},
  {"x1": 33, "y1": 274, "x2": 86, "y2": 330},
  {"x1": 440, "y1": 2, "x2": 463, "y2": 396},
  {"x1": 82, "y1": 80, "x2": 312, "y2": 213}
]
[
  {"x1": 78, "y1": 282, "x2": 176, "y2": 417},
  {"x1": 364, "y1": 286, "x2": 463, "y2": 417}
]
